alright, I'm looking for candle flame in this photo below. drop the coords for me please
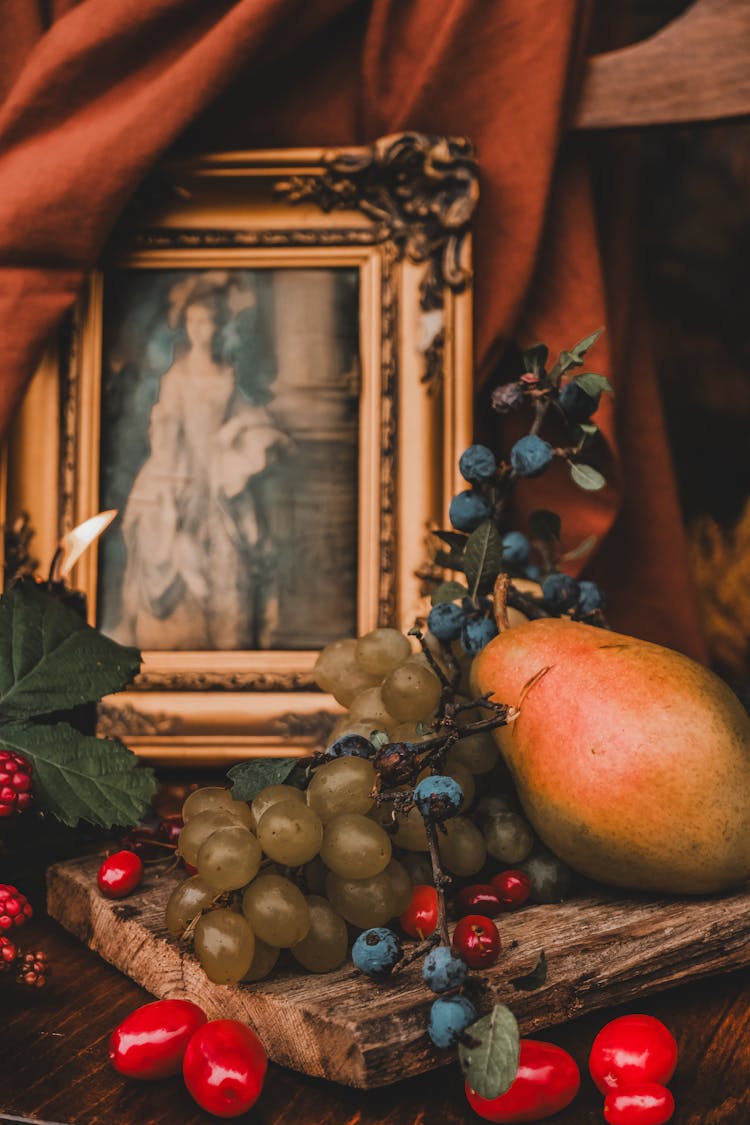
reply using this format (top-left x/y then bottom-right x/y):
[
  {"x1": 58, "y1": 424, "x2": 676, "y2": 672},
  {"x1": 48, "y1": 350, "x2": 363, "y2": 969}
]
[{"x1": 59, "y1": 510, "x2": 118, "y2": 579}]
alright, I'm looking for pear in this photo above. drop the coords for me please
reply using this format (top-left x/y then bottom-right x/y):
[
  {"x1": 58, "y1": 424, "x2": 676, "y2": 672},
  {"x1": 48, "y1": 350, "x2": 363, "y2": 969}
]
[{"x1": 472, "y1": 617, "x2": 750, "y2": 894}]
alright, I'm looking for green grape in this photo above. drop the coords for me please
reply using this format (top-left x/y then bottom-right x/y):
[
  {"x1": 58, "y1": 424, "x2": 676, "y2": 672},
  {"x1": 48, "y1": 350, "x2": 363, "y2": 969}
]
[
  {"x1": 251, "y1": 784, "x2": 305, "y2": 831},
  {"x1": 242, "y1": 874, "x2": 310, "y2": 947},
  {"x1": 398, "y1": 850, "x2": 434, "y2": 886},
  {"x1": 313, "y1": 637, "x2": 357, "y2": 692},
  {"x1": 393, "y1": 804, "x2": 429, "y2": 851},
  {"x1": 306, "y1": 756, "x2": 375, "y2": 823},
  {"x1": 521, "y1": 849, "x2": 573, "y2": 903},
  {"x1": 348, "y1": 686, "x2": 398, "y2": 731},
  {"x1": 328, "y1": 717, "x2": 383, "y2": 745},
  {"x1": 179, "y1": 809, "x2": 239, "y2": 867},
  {"x1": 182, "y1": 786, "x2": 235, "y2": 822},
  {"x1": 194, "y1": 909, "x2": 255, "y2": 984},
  {"x1": 473, "y1": 793, "x2": 519, "y2": 824},
  {"x1": 290, "y1": 895, "x2": 349, "y2": 973},
  {"x1": 325, "y1": 869, "x2": 396, "y2": 929},
  {"x1": 303, "y1": 854, "x2": 328, "y2": 895},
  {"x1": 446, "y1": 731, "x2": 500, "y2": 774},
  {"x1": 381, "y1": 656, "x2": 442, "y2": 722},
  {"x1": 384, "y1": 857, "x2": 412, "y2": 915},
  {"x1": 257, "y1": 800, "x2": 323, "y2": 866},
  {"x1": 196, "y1": 825, "x2": 262, "y2": 892},
  {"x1": 355, "y1": 627, "x2": 411, "y2": 677},
  {"x1": 165, "y1": 875, "x2": 215, "y2": 938},
  {"x1": 482, "y1": 811, "x2": 535, "y2": 864},
  {"x1": 227, "y1": 799, "x2": 254, "y2": 830},
  {"x1": 438, "y1": 816, "x2": 487, "y2": 876},
  {"x1": 243, "y1": 937, "x2": 280, "y2": 982},
  {"x1": 321, "y1": 813, "x2": 392, "y2": 878}
]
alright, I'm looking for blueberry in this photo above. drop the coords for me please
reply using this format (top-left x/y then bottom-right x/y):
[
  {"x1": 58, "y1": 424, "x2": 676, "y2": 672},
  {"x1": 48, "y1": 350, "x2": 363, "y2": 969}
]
[
  {"x1": 541, "y1": 572, "x2": 580, "y2": 612},
  {"x1": 577, "y1": 580, "x2": 605, "y2": 615},
  {"x1": 510, "y1": 434, "x2": 554, "y2": 478},
  {"x1": 427, "y1": 603, "x2": 466, "y2": 643},
  {"x1": 459, "y1": 444, "x2": 497, "y2": 484},
  {"x1": 326, "y1": 734, "x2": 374, "y2": 759},
  {"x1": 352, "y1": 928, "x2": 403, "y2": 976},
  {"x1": 524, "y1": 563, "x2": 542, "y2": 582},
  {"x1": 373, "y1": 741, "x2": 420, "y2": 786},
  {"x1": 461, "y1": 616, "x2": 498, "y2": 656},
  {"x1": 428, "y1": 995, "x2": 478, "y2": 1048},
  {"x1": 414, "y1": 775, "x2": 464, "y2": 821},
  {"x1": 559, "y1": 380, "x2": 600, "y2": 423},
  {"x1": 449, "y1": 490, "x2": 493, "y2": 532},
  {"x1": 423, "y1": 946, "x2": 468, "y2": 993},
  {"x1": 501, "y1": 531, "x2": 531, "y2": 567}
]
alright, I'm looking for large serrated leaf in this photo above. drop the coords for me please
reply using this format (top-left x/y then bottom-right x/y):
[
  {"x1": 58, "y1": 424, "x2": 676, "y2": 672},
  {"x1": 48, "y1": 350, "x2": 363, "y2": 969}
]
[
  {"x1": 431, "y1": 580, "x2": 468, "y2": 605},
  {"x1": 570, "y1": 463, "x2": 606, "y2": 492},
  {"x1": 459, "y1": 1004, "x2": 520, "y2": 1100},
  {"x1": 227, "y1": 757, "x2": 299, "y2": 802},
  {"x1": 0, "y1": 719, "x2": 156, "y2": 827},
  {"x1": 0, "y1": 581, "x2": 140, "y2": 720},
  {"x1": 463, "y1": 521, "x2": 503, "y2": 598}
]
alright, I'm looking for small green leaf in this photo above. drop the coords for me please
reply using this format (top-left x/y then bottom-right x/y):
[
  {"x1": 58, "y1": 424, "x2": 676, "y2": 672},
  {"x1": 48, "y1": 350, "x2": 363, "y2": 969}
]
[
  {"x1": 562, "y1": 534, "x2": 598, "y2": 562},
  {"x1": 464, "y1": 521, "x2": 504, "y2": 598},
  {"x1": 369, "y1": 729, "x2": 389, "y2": 748},
  {"x1": 570, "y1": 463, "x2": 606, "y2": 492},
  {"x1": 522, "y1": 344, "x2": 548, "y2": 375},
  {"x1": 407, "y1": 625, "x2": 423, "y2": 637},
  {"x1": 573, "y1": 372, "x2": 613, "y2": 398},
  {"x1": 549, "y1": 327, "x2": 605, "y2": 382},
  {"x1": 0, "y1": 580, "x2": 140, "y2": 721},
  {"x1": 0, "y1": 719, "x2": 156, "y2": 828},
  {"x1": 528, "y1": 510, "x2": 561, "y2": 542},
  {"x1": 459, "y1": 1004, "x2": 520, "y2": 1100},
  {"x1": 227, "y1": 757, "x2": 299, "y2": 802},
  {"x1": 431, "y1": 581, "x2": 468, "y2": 605},
  {"x1": 579, "y1": 422, "x2": 599, "y2": 436},
  {"x1": 434, "y1": 550, "x2": 465, "y2": 573},
  {"x1": 434, "y1": 530, "x2": 469, "y2": 551},
  {"x1": 570, "y1": 327, "x2": 604, "y2": 362},
  {"x1": 510, "y1": 950, "x2": 547, "y2": 991}
]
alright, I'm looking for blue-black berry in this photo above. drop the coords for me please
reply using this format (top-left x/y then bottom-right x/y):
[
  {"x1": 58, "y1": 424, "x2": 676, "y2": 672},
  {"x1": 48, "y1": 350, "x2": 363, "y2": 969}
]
[
  {"x1": 449, "y1": 490, "x2": 492, "y2": 532},
  {"x1": 427, "y1": 603, "x2": 466, "y2": 643},
  {"x1": 542, "y1": 572, "x2": 580, "y2": 612},
  {"x1": 414, "y1": 775, "x2": 464, "y2": 822},
  {"x1": 577, "y1": 579, "x2": 605, "y2": 615},
  {"x1": 352, "y1": 928, "x2": 403, "y2": 976},
  {"x1": 326, "y1": 734, "x2": 374, "y2": 759},
  {"x1": 501, "y1": 530, "x2": 531, "y2": 567},
  {"x1": 461, "y1": 616, "x2": 498, "y2": 656},
  {"x1": 525, "y1": 563, "x2": 542, "y2": 582},
  {"x1": 510, "y1": 434, "x2": 554, "y2": 478},
  {"x1": 559, "y1": 380, "x2": 600, "y2": 423},
  {"x1": 459, "y1": 444, "x2": 497, "y2": 484},
  {"x1": 428, "y1": 995, "x2": 478, "y2": 1048},
  {"x1": 373, "y1": 741, "x2": 420, "y2": 787},
  {"x1": 423, "y1": 945, "x2": 468, "y2": 993}
]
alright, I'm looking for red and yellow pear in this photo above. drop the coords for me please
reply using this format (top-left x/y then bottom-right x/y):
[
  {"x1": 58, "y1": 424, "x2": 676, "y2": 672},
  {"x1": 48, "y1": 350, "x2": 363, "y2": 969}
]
[{"x1": 472, "y1": 618, "x2": 750, "y2": 894}]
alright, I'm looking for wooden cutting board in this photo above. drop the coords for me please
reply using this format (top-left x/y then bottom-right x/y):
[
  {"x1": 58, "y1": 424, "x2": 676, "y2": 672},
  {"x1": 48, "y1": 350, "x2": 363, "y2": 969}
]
[{"x1": 46, "y1": 856, "x2": 750, "y2": 1089}]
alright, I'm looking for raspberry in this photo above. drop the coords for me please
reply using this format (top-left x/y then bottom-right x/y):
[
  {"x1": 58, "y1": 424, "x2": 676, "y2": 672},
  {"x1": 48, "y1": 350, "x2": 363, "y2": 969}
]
[
  {"x1": 0, "y1": 751, "x2": 33, "y2": 818},
  {"x1": 16, "y1": 949, "x2": 48, "y2": 989},
  {"x1": 0, "y1": 935, "x2": 18, "y2": 971},
  {"x1": 0, "y1": 885, "x2": 33, "y2": 930}
]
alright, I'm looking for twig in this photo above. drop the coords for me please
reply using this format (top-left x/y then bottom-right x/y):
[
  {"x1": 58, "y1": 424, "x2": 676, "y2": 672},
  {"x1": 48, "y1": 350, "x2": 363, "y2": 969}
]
[
  {"x1": 413, "y1": 628, "x2": 454, "y2": 692},
  {"x1": 392, "y1": 932, "x2": 441, "y2": 973},
  {"x1": 425, "y1": 819, "x2": 451, "y2": 946},
  {"x1": 493, "y1": 572, "x2": 511, "y2": 632}
]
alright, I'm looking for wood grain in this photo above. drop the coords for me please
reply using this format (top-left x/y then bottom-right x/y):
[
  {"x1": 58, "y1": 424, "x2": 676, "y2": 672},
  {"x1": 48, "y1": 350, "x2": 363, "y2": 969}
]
[{"x1": 46, "y1": 855, "x2": 750, "y2": 1090}]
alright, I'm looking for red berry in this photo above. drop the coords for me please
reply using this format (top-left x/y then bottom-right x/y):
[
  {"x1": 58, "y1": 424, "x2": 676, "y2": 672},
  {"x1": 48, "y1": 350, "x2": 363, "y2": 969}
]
[
  {"x1": 0, "y1": 935, "x2": 18, "y2": 970},
  {"x1": 399, "y1": 885, "x2": 439, "y2": 939},
  {"x1": 183, "y1": 1019, "x2": 267, "y2": 1117},
  {"x1": 109, "y1": 999, "x2": 207, "y2": 1080},
  {"x1": 490, "y1": 870, "x2": 531, "y2": 911},
  {"x1": 590, "y1": 1015, "x2": 678, "y2": 1094},
  {"x1": 466, "y1": 1039, "x2": 580, "y2": 1122},
  {"x1": 455, "y1": 884, "x2": 503, "y2": 918},
  {"x1": 158, "y1": 814, "x2": 184, "y2": 847},
  {"x1": 603, "y1": 1082, "x2": 675, "y2": 1124},
  {"x1": 452, "y1": 914, "x2": 501, "y2": 969},
  {"x1": 0, "y1": 751, "x2": 33, "y2": 818},
  {"x1": 97, "y1": 850, "x2": 143, "y2": 899},
  {"x1": 0, "y1": 885, "x2": 33, "y2": 930}
]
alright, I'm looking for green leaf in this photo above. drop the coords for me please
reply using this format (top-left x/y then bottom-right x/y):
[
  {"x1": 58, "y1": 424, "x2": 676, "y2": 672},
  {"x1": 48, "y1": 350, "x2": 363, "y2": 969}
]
[
  {"x1": 562, "y1": 534, "x2": 598, "y2": 562},
  {"x1": 0, "y1": 580, "x2": 140, "y2": 721},
  {"x1": 522, "y1": 343, "x2": 548, "y2": 375},
  {"x1": 528, "y1": 510, "x2": 561, "y2": 542},
  {"x1": 549, "y1": 327, "x2": 605, "y2": 382},
  {"x1": 510, "y1": 950, "x2": 547, "y2": 991},
  {"x1": 578, "y1": 422, "x2": 599, "y2": 436},
  {"x1": 431, "y1": 581, "x2": 468, "y2": 605},
  {"x1": 459, "y1": 1005, "x2": 520, "y2": 1100},
  {"x1": 0, "y1": 719, "x2": 156, "y2": 828},
  {"x1": 570, "y1": 463, "x2": 606, "y2": 492},
  {"x1": 434, "y1": 530, "x2": 469, "y2": 551},
  {"x1": 227, "y1": 757, "x2": 299, "y2": 802},
  {"x1": 369, "y1": 729, "x2": 389, "y2": 748},
  {"x1": 434, "y1": 550, "x2": 465, "y2": 573},
  {"x1": 573, "y1": 372, "x2": 614, "y2": 398},
  {"x1": 464, "y1": 521, "x2": 504, "y2": 598},
  {"x1": 570, "y1": 327, "x2": 604, "y2": 363}
]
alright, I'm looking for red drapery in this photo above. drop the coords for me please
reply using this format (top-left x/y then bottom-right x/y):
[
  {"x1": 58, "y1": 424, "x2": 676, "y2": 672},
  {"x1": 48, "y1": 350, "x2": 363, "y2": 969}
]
[{"x1": 0, "y1": 0, "x2": 707, "y2": 659}]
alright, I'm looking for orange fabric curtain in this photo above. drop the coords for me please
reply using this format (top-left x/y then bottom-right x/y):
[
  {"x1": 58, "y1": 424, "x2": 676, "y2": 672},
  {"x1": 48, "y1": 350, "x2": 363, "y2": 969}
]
[{"x1": 0, "y1": 0, "x2": 706, "y2": 659}]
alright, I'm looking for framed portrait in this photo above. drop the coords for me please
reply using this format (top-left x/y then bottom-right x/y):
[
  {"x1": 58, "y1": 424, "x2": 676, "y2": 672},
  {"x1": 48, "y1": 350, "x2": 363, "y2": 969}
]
[{"x1": 5, "y1": 134, "x2": 477, "y2": 763}]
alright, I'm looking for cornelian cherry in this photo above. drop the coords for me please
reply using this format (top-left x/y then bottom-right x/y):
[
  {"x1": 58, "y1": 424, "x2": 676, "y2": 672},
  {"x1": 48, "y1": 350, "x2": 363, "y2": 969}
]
[
  {"x1": 589, "y1": 1015, "x2": 678, "y2": 1094},
  {"x1": 97, "y1": 850, "x2": 143, "y2": 898},
  {"x1": 452, "y1": 914, "x2": 501, "y2": 968},
  {"x1": 109, "y1": 999, "x2": 207, "y2": 1079},
  {"x1": 603, "y1": 1082, "x2": 675, "y2": 1124},
  {"x1": 466, "y1": 1039, "x2": 580, "y2": 1122},
  {"x1": 455, "y1": 884, "x2": 502, "y2": 918},
  {"x1": 183, "y1": 1019, "x2": 267, "y2": 1118},
  {"x1": 399, "y1": 885, "x2": 439, "y2": 938},
  {"x1": 491, "y1": 870, "x2": 531, "y2": 910}
]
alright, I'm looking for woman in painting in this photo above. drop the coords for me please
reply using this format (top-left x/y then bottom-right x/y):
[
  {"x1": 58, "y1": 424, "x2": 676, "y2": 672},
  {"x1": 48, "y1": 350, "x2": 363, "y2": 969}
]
[{"x1": 114, "y1": 276, "x2": 289, "y2": 650}]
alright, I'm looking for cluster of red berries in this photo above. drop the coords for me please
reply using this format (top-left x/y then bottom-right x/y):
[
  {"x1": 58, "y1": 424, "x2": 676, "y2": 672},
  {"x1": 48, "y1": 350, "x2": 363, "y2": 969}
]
[
  {"x1": 0, "y1": 886, "x2": 48, "y2": 989},
  {"x1": 0, "y1": 751, "x2": 33, "y2": 818}
]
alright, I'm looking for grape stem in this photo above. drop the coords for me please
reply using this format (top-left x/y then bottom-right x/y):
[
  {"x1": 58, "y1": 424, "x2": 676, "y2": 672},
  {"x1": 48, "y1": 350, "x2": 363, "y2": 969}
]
[
  {"x1": 424, "y1": 818, "x2": 451, "y2": 946},
  {"x1": 393, "y1": 931, "x2": 441, "y2": 972}
]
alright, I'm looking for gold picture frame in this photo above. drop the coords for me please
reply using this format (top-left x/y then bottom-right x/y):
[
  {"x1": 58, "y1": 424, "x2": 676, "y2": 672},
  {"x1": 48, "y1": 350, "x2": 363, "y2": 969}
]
[{"x1": 4, "y1": 134, "x2": 476, "y2": 765}]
